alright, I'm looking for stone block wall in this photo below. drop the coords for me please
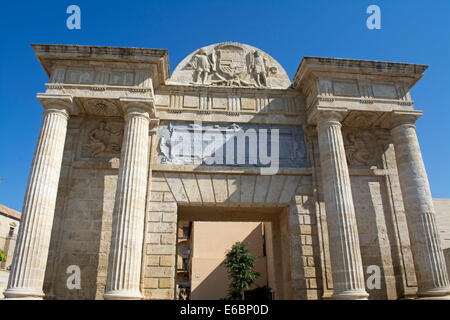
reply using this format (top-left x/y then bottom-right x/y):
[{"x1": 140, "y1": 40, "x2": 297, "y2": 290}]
[
  {"x1": 378, "y1": 140, "x2": 418, "y2": 297},
  {"x1": 41, "y1": 118, "x2": 422, "y2": 300},
  {"x1": 44, "y1": 118, "x2": 119, "y2": 300},
  {"x1": 306, "y1": 126, "x2": 419, "y2": 300},
  {"x1": 285, "y1": 178, "x2": 322, "y2": 300},
  {"x1": 350, "y1": 176, "x2": 398, "y2": 299},
  {"x1": 434, "y1": 199, "x2": 450, "y2": 281},
  {"x1": 142, "y1": 171, "x2": 318, "y2": 300},
  {"x1": 142, "y1": 171, "x2": 178, "y2": 300}
]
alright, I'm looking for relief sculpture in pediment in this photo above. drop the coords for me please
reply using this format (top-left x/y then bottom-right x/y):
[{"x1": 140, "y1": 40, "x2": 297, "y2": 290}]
[
  {"x1": 170, "y1": 42, "x2": 291, "y2": 89},
  {"x1": 187, "y1": 48, "x2": 216, "y2": 85}
]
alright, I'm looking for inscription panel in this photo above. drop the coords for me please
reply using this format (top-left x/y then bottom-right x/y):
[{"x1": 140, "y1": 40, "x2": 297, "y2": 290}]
[{"x1": 157, "y1": 121, "x2": 307, "y2": 168}]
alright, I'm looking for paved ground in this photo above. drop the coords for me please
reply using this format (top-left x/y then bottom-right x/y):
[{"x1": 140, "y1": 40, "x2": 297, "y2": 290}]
[{"x1": 0, "y1": 270, "x2": 10, "y2": 299}]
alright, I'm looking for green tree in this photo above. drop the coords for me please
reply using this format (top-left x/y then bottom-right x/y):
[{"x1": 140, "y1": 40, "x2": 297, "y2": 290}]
[
  {"x1": 224, "y1": 242, "x2": 260, "y2": 300},
  {"x1": 0, "y1": 249, "x2": 6, "y2": 262}
]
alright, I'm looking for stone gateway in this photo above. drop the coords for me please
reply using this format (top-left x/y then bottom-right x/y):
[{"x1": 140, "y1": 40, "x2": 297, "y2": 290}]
[{"x1": 3, "y1": 42, "x2": 450, "y2": 300}]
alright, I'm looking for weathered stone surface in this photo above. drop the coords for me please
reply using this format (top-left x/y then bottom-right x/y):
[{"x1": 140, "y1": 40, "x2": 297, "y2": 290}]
[
  {"x1": 316, "y1": 112, "x2": 368, "y2": 300},
  {"x1": 8, "y1": 43, "x2": 445, "y2": 302},
  {"x1": 104, "y1": 103, "x2": 152, "y2": 300},
  {"x1": 5, "y1": 97, "x2": 71, "y2": 299},
  {"x1": 390, "y1": 119, "x2": 450, "y2": 298}
]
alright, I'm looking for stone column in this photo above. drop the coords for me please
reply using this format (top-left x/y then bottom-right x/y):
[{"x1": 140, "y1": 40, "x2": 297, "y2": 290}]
[
  {"x1": 4, "y1": 94, "x2": 72, "y2": 299},
  {"x1": 316, "y1": 111, "x2": 369, "y2": 299},
  {"x1": 104, "y1": 98, "x2": 153, "y2": 300},
  {"x1": 390, "y1": 114, "x2": 450, "y2": 298}
]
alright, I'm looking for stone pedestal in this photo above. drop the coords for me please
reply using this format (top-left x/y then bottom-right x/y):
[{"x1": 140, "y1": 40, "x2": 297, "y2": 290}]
[
  {"x1": 391, "y1": 117, "x2": 450, "y2": 298},
  {"x1": 316, "y1": 112, "x2": 369, "y2": 300},
  {"x1": 4, "y1": 95, "x2": 72, "y2": 299},
  {"x1": 104, "y1": 100, "x2": 152, "y2": 300}
]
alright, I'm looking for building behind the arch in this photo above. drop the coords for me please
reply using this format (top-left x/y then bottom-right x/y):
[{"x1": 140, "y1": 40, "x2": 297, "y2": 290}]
[{"x1": 3, "y1": 42, "x2": 450, "y2": 300}]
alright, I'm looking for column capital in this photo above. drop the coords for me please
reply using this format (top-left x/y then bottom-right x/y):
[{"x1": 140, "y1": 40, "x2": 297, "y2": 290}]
[
  {"x1": 119, "y1": 97, "x2": 156, "y2": 119},
  {"x1": 36, "y1": 93, "x2": 74, "y2": 117},
  {"x1": 307, "y1": 105, "x2": 348, "y2": 126},
  {"x1": 387, "y1": 110, "x2": 422, "y2": 130}
]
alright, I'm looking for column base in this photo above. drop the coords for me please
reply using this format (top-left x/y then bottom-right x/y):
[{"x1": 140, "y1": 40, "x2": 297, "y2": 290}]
[
  {"x1": 417, "y1": 286, "x2": 450, "y2": 299},
  {"x1": 332, "y1": 289, "x2": 369, "y2": 300},
  {"x1": 103, "y1": 289, "x2": 143, "y2": 300},
  {"x1": 3, "y1": 288, "x2": 45, "y2": 300}
]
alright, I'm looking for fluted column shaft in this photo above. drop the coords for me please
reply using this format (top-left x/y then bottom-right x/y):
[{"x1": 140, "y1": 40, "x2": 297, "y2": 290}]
[
  {"x1": 317, "y1": 113, "x2": 368, "y2": 299},
  {"x1": 4, "y1": 105, "x2": 70, "y2": 299},
  {"x1": 391, "y1": 122, "x2": 450, "y2": 298},
  {"x1": 104, "y1": 105, "x2": 151, "y2": 300}
]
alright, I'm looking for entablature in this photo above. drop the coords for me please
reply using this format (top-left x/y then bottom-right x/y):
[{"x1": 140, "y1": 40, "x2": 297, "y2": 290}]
[
  {"x1": 293, "y1": 57, "x2": 428, "y2": 120},
  {"x1": 32, "y1": 44, "x2": 169, "y2": 89},
  {"x1": 32, "y1": 44, "x2": 169, "y2": 118},
  {"x1": 153, "y1": 84, "x2": 306, "y2": 123}
]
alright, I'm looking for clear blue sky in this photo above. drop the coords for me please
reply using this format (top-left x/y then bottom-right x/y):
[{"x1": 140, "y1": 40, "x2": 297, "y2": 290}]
[{"x1": 1, "y1": 0, "x2": 449, "y2": 211}]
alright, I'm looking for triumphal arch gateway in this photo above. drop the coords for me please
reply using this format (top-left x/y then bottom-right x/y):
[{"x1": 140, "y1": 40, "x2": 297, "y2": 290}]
[{"x1": 4, "y1": 42, "x2": 450, "y2": 300}]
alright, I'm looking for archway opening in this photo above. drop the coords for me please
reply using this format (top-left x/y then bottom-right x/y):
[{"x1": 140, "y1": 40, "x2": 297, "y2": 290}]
[{"x1": 175, "y1": 205, "x2": 290, "y2": 300}]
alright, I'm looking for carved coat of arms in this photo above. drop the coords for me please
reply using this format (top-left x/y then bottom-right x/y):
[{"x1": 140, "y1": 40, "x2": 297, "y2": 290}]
[
  {"x1": 216, "y1": 45, "x2": 246, "y2": 79},
  {"x1": 186, "y1": 44, "x2": 276, "y2": 87}
]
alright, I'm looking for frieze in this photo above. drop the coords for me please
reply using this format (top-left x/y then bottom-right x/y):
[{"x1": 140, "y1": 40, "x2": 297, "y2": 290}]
[
  {"x1": 50, "y1": 68, "x2": 153, "y2": 88},
  {"x1": 159, "y1": 91, "x2": 303, "y2": 115}
]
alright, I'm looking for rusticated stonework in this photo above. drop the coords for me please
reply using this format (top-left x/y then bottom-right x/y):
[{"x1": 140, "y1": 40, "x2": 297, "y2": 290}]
[{"x1": 4, "y1": 42, "x2": 449, "y2": 300}]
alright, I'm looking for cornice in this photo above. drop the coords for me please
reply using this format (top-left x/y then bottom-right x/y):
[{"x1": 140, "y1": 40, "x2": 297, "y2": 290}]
[
  {"x1": 293, "y1": 56, "x2": 428, "y2": 91},
  {"x1": 32, "y1": 43, "x2": 170, "y2": 87}
]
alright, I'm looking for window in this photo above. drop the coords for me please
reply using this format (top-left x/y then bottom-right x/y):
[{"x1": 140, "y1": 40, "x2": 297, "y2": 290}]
[
  {"x1": 262, "y1": 234, "x2": 266, "y2": 257},
  {"x1": 182, "y1": 226, "x2": 189, "y2": 238},
  {"x1": 8, "y1": 226, "x2": 14, "y2": 238}
]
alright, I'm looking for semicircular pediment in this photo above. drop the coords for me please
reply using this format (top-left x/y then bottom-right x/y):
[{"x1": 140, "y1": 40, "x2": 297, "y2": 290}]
[{"x1": 168, "y1": 42, "x2": 291, "y2": 89}]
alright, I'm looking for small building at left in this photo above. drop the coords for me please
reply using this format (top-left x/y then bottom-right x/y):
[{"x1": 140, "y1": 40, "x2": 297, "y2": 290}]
[
  {"x1": 0, "y1": 204, "x2": 21, "y2": 297},
  {"x1": 0, "y1": 204, "x2": 20, "y2": 270}
]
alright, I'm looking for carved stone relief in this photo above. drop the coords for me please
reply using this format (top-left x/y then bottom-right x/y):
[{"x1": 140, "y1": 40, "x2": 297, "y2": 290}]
[
  {"x1": 169, "y1": 42, "x2": 291, "y2": 89},
  {"x1": 343, "y1": 129, "x2": 378, "y2": 167},
  {"x1": 80, "y1": 120, "x2": 124, "y2": 159},
  {"x1": 82, "y1": 99, "x2": 122, "y2": 116},
  {"x1": 342, "y1": 112, "x2": 381, "y2": 128}
]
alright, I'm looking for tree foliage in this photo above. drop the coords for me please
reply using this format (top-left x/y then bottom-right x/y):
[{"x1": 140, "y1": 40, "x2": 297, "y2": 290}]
[
  {"x1": 0, "y1": 249, "x2": 6, "y2": 262},
  {"x1": 224, "y1": 241, "x2": 260, "y2": 300}
]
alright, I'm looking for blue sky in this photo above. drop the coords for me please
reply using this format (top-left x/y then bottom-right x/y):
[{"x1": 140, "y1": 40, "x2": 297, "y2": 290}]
[{"x1": 1, "y1": 0, "x2": 449, "y2": 211}]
